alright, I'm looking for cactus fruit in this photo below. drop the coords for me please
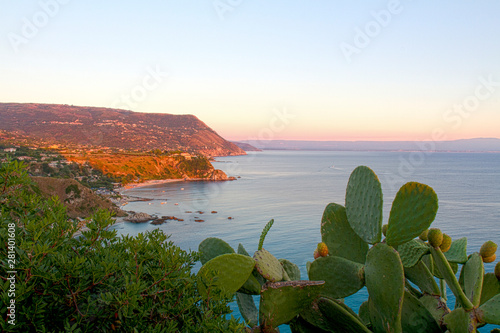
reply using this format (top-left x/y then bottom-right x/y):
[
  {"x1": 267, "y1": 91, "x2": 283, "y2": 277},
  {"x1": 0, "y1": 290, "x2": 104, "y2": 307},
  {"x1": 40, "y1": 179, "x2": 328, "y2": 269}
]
[
  {"x1": 427, "y1": 228, "x2": 443, "y2": 248},
  {"x1": 496, "y1": 262, "x2": 500, "y2": 280},
  {"x1": 419, "y1": 229, "x2": 429, "y2": 241},
  {"x1": 313, "y1": 249, "x2": 320, "y2": 259},
  {"x1": 440, "y1": 234, "x2": 452, "y2": 252},
  {"x1": 317, "y1": 242, "x2": 329, "y2": 257},
  {"x1": 480, "y1": 240, "x2": 497, "y2": 258},
  {"x1": 483, "y1": 253, "x2": 497, "y2": 263}
]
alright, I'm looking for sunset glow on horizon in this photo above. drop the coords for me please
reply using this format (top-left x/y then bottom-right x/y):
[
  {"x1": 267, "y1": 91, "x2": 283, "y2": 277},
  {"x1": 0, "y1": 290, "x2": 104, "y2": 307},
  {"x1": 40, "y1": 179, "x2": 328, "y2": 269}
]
[{"x1": 1, "y1": 1, "x2": 499, "y2": 142}]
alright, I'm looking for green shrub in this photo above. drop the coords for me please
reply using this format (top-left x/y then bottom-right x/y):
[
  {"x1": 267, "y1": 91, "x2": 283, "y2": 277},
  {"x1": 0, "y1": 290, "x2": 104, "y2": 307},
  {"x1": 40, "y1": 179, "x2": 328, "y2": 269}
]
[{"x1": 0, "y1": 160, "x2": 245, "y2": 332}]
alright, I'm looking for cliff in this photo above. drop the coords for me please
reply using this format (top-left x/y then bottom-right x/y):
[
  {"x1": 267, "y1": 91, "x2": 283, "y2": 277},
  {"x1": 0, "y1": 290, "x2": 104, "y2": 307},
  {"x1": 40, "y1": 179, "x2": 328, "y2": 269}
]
[
  {"x1": 0, "y1": 103, "x2": 245, "y2": 157},
  {"x1": 31, "y1": 176, "x2": 126, "y2": 219}
]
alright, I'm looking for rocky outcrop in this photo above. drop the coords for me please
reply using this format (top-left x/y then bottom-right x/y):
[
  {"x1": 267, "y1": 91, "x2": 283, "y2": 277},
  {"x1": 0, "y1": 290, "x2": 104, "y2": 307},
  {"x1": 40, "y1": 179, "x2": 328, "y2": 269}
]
[{"x1": 124, "y1": 212, "x2": 153, "y2": 223}]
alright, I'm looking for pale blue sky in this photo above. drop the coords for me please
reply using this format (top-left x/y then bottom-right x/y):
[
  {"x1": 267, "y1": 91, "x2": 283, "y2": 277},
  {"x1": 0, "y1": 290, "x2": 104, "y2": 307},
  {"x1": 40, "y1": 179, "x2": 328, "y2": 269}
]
[{"x1": 1, "y1": 1, "x2": 499, "y2": 141}]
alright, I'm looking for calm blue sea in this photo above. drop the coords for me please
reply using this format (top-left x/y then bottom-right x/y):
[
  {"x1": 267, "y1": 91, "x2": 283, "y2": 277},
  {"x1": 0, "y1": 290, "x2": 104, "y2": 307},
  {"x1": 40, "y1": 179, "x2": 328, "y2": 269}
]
[{"x1": 114, "y1": 151, "x2": 500, "y2": 332}]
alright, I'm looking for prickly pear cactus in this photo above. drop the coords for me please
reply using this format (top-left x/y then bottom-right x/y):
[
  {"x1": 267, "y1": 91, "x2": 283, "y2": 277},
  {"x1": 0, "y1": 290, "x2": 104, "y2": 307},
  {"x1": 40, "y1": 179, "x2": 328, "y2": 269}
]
[
  {"x1": 386, "y1": 181, "x2": 438, "y2": 247},
  {"x1": 321, "y1": 203, "x2": 368, "y2": 264},
  {"x1": 308, "y1": 255, "x2": 364, "y2": 299},
  {"x1": 197, "y1": 253, "x2": 255, "y2": 300},
  {"x1": 364, "y1": 243, "x2": 405, "y2": 332},
  {"x1": 345, "y1": 166, "x2": 383, "y2": 245},
  {"x1": 259, "y1": 280, "x2": 324, "y2": 329},
  {"x1": 198, "y1": 237, "x2": 234, "y2": 265},
  {"x1": 254, "y1": 248, "x2": 283, "y2": 282}
]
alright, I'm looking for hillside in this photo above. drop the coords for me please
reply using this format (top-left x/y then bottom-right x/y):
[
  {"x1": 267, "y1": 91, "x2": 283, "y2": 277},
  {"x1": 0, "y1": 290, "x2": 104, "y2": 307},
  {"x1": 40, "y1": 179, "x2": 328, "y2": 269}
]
[
  {"x1": 0, "y1": 103, "x2": 245, "y2": 157},
  {"x1": 64, "y1": 152, "x2": 233, "y2": 184},
  {"x1": 31, "y1": 176, "x2": 126, "y2": 219}
]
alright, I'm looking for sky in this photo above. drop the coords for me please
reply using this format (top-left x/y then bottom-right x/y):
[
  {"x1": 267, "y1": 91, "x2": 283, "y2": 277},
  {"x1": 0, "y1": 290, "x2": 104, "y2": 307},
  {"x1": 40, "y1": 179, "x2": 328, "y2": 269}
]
[{"x1": 1, "y1": 1, "x2": 499, "y2": 142}]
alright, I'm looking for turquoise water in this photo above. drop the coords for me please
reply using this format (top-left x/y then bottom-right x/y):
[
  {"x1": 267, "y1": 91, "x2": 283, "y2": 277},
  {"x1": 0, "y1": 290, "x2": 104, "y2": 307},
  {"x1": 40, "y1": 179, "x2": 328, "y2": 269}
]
[{"x1": 115, "y1": 151, "x2": 500, "y2": 332}]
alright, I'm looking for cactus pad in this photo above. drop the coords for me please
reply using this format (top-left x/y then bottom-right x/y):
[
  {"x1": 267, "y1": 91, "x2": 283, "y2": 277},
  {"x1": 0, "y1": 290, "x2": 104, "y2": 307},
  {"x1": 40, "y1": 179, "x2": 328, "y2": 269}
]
[
  {"x1": 386, "y1": 182, "x2": 438, "y2": 247},
  {"x1": 480, "y1": 273, "x2": 500, "y2": 306},
  {"x1": 304, "y1": 297, "x2": 371, "y2": 333},
  {"x1": 197, "y1": 253, "x2": 255, "y2": 300},
  {"x1": 345, "y1": 166, "x2": 383, "y2": 245},
  {"x1": 237, "y1": 242, "x2": 250, "y2": 256},
  {"x1": 404, "y1": 260, "x2": 441, "y2": 296},
  {"x1": 496, "y1": 262, "x2": 500, "y2": 280},
  {"x1": 198, "y1": 237, "x2": 234, "y2": 265},
  {"x1": 254, "y1": 248, "x2": 283, "y2": 282},
  {"x1": 308, "y1": 255, "x2": 365, "y2": 299},
  {"x1": 443, "y1": 307, "x2": 477, "y2": 332},
  {"x1": 478, "y1": 293, "x2": 500, "y2": 325},
  {"x1": 397, "y1": 239, "x2": 430, "y2": 268},
  {"x1": 444, "y1": 237, "x2": 468, "y2": 264},
  {"x1": 401, "y1": 291, "x2": 441, "y2": 333},
  {"x1": 463, "y1": 252, "x2": 484, "y2": 307},
  {"x1": 259, "y1": 280, "x2": 324, "y2": 329},
  {"x1": 236, "y1": 292, "x2": 258, "y2": 327},
  {"x1": 364, "y1": 243, "x2": 405, "y2": 332},
  {"x1": 321, "y1": 203, "x2": 368, "y2": 264},
  {"x1": 279, "y1": 258, "x2": 301, "y2": 281}
]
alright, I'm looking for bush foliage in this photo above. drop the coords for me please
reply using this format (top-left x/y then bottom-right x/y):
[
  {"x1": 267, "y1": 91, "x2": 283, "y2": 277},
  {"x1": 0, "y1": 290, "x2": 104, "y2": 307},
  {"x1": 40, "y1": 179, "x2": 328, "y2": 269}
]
[{"x1": 0, "y1": 160, "x2": 244, "y2": 332}]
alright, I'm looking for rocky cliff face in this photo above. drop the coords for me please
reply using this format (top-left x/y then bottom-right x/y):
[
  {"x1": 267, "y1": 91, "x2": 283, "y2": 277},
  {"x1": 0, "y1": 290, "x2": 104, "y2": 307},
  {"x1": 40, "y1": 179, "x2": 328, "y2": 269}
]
[{"x1": 0, "y1": 103, "x2": 245, "y2": 157}]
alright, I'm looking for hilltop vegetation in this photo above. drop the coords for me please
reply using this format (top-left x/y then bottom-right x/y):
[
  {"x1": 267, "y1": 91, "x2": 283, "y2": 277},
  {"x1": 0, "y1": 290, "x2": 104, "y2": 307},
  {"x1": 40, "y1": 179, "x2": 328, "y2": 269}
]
[{"x1": 0, "y1": 102, "x2": 245, "y2": 157}]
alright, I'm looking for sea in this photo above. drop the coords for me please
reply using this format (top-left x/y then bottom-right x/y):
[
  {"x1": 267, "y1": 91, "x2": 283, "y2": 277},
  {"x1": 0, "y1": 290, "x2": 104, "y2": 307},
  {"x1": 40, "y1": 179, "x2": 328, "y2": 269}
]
[{"x1": 113, "y1": 150, "x2": 500, "y2": 332}]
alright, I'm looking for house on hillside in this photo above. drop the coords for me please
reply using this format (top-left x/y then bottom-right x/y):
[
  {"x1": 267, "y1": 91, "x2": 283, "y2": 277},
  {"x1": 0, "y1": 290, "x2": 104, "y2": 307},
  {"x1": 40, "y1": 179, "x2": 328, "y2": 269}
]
[{"x1": 4, "y1": 148, "x2": 16, "y2": 153}]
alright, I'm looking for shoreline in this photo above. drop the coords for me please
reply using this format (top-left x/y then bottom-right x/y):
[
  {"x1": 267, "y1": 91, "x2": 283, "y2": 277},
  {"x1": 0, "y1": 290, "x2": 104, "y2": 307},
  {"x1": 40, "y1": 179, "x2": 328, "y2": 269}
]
[{"x1": 118, "y1": 178, "x2": 185, "y2": 193}]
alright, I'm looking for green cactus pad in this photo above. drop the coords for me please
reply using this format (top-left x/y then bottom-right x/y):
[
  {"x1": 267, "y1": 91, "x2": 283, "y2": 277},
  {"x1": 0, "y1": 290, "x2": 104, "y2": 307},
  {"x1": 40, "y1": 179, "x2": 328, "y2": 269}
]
[
  {"x1": 254, "y1": 248, "x2": 283, "y2": 282},
  {"x1": 404, "y1": 260, "x2": 441, "y2": 296},
  {"x1": 386, "y1": 182, "x2": 438, "y2": 247},
  {"x1": 419, "y1": 294, "x2": 451, "y2": 325},
  {"x1": 480, "y1": 273, "x2": 500, "y2": 306},
  {"x1": 321, "y1": 203, "x2": 369, "y2": 264},
  {"x1": 478, "y1": 294, "x2": 500, "y2": 325},
  {"x1": 302, "y1": 297, "x2": 371, "y2": 333},
  {"x1": 463, "y1": 252, "x2": 485, "y2": 307},
  {"x1": 198, "y1": 237, "x2": 234, "y2": 265},
  {"x1": 237, "y1": 242, "x2": 250, "y2": 256},
  {"x1": 443, "y1": 308, "x2": 477, "y2": 333},
  {"x1": 397, "y1": 239, "x2": 430, "y2": 268},
  {"x1": 238, "y1": 271, "x2": 263, "y2": 295},
  {"x1": 197, "y1": 253, "x2": 255, "y2": 300},
  {"x1": 259, "y1": 280, "x2": 324, "y2": 329},
  {"x1": 444, "y1": 237, "x2": 468, "y2": 264},
  {"x1": 358, "y1": 301, "x2": 371, "y2": 327},
  {"x1": 365, "y1": 243, "x2": 405, "y2": 332},
  {"x1": 289, "y1": 316, "x2": 330, "y2": 333},
  {"x1": 401, "y1": 291, "x2": 442, "y2": 333},
  {"x1": 236, "y1": 292, "x2": 258, "y2": 328},
  {"x1": 345, "y1": 166, "x2": 383, "y2": 245},
  {"x1": 279, "y1": 259, "x2": 301, "y2": 281},
  {"x1": 308, "y1": 255, "x2": 365, "y2": 299}
]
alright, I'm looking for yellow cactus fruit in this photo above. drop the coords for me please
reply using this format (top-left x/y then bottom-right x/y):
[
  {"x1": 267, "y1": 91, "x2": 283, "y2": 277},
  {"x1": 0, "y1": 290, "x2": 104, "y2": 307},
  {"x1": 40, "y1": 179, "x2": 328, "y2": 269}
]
[
  {"x1": 483, "y1": 253, "x2": 496, "y2": 264},
  {"x1": 440, "y1": 234, "x2": 452, "y2": 252},
  {"x1": 480, "y1": 240, "x2": 497, "y2": 259},
  {"x1": 495, "y1": 262, "x2": 500, "y2": 280},
  {"x1": 317, "y1": 242, "x2": 329, "y2": 257},
  {"x1": 427, "y1": 228, "x2": 443, "y2": 248},
  {"x1": 419, "y1": 229, "x2": 429, "y2": 242},
  {"x1": 382, "y1": 224, "x2": 388, "y2": 237},
  {"x1": 313, "y1": 249, "x2": 320, "y2": 259}
]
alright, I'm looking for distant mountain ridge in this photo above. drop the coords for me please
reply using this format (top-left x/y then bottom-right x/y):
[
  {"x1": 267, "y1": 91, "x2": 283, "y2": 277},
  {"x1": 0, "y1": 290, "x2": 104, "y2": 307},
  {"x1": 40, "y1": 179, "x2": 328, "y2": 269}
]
[
  {"x1": 0, "y1": 103, "x2": 245, "y2": 157},
  {"x1": 240, "y1": 138, "x2": 500, "y2": 152}
]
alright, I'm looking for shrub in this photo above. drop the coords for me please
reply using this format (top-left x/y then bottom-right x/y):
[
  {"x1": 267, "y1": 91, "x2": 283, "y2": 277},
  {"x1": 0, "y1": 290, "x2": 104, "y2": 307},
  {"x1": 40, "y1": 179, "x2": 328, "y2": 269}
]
[{"x1": 0, "y1": 160, "x2": 244, "y2": 332}]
